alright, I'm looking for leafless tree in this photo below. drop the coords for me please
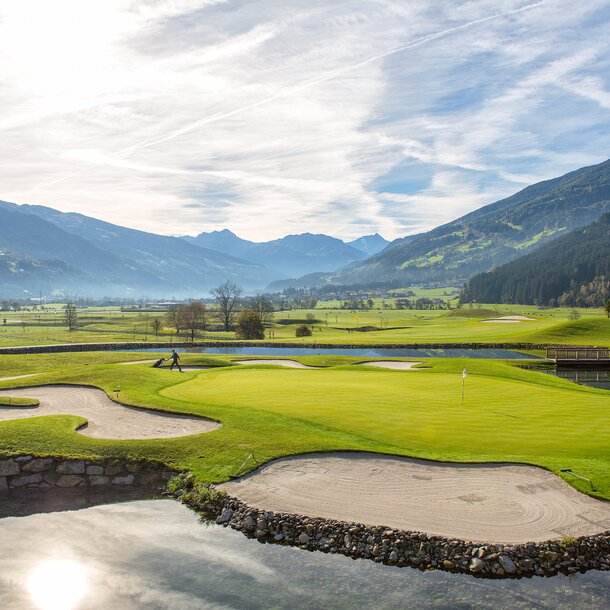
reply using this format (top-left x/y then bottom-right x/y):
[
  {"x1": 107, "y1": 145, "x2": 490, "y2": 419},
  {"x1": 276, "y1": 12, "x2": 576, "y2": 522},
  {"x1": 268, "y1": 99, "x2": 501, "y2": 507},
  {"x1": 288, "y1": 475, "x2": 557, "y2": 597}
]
[
  {"x1": 181, "y1": 301, "x2": 207, "y2": 341},
  {"x1": 166, "y1": 305, "x2": 184, "y2": 337},
  {"x1": 248, "y1": 294, "x2": 274, "y2": 325},
  {"x1": 211, "y1": 281, "x2": 243, "y2": 331},
  {"x1": 64, "y1": 302, "x2": 78, "y2": 331},
  {"x1": 151, "y1": 318, "x2": 163, "y2": 337}
]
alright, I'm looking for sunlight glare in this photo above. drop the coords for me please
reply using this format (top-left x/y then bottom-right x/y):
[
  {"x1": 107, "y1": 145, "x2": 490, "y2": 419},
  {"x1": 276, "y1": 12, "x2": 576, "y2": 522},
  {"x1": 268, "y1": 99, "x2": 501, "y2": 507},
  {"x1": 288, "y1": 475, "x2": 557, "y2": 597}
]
[{"x1": 27, "y1": 558, "x2": 89, "y2": 610}]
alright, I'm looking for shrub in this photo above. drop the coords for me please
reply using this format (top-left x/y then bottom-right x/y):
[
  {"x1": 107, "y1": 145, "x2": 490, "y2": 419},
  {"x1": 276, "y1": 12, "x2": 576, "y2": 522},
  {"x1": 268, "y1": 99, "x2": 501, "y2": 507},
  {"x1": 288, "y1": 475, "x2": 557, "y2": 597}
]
[
  {"x1": 235, "y1": 309, "x2": 265, "y2": 340},
  {"x1": 295, "y1": 324, "x2": 312, "y2": 337}
]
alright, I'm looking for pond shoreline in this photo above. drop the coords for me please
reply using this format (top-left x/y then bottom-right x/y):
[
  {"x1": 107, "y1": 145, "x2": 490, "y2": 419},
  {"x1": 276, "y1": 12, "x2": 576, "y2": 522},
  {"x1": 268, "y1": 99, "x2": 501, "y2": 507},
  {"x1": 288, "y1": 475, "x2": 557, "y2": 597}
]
[
  {"x1": 0, "y1": 340, "x2": 552, "y2": 355},
  {"x1": 178, "y1": 485, "x2": 610, "y2": 580}
]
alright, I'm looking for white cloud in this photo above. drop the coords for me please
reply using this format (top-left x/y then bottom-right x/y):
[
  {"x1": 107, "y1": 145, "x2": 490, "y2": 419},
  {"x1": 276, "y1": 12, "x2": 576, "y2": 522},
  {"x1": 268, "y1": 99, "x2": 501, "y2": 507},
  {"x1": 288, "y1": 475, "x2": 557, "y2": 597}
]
[{"x1": 0, "y1": 0, "x2": 609, "y2": 241}]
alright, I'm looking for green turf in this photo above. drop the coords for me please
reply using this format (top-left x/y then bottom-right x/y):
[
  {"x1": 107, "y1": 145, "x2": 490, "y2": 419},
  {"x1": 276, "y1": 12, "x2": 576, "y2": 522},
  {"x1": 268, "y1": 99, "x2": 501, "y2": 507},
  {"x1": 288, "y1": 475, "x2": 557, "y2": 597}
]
[
  {"x1": 0, "y1": 396, "x2": 38, "y2": 407},
  {"x1": 1, "y1": 303, "x2": 609, "y2": 347},
  {"x1": 0, "y1": 353, "x2": 608, "y2": 503}
]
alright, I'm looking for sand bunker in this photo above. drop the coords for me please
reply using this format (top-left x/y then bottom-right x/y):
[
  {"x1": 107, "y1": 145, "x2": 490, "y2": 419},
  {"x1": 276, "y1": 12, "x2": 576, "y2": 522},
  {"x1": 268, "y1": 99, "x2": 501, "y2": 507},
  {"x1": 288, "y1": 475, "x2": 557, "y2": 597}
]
[
  {"x1": 119, "y1": 360, "x2": 211, "y2": 371},
  {"x1": 358, "y1": 361, "x2": 421, "y2": 370},
  {"x1": 221, "y1": 453, "x2": 610, "y2": 544},
  {"x1": 119, "y1": 360, "x2": 157, "y2": 365},
  {"x1": 0, "y1": 374, "x2": 41, "y2": 383},
  {"x1": 234, "y1": 359, "x2": 315, "y2": 369},
  {"x1": 0, "y1": 385, "x2": 219, "y2": 440},
  {"x1": 482, "y1": 315, "x2": 535, "y2": 323}
]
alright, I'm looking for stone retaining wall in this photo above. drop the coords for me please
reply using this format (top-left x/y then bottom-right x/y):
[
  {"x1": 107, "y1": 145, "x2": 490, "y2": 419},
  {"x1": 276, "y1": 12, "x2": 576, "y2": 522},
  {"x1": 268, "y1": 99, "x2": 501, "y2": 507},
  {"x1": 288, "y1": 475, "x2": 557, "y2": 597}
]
[
  {"x1": 179, "y1": 487, "x2": 610, "y2": 579},
  {"x1": 0, "y1": 340, "x2": 554, "y2": 355},
  {"x1": 0, "y1": 455, "x2": 175, "y2": 491}
]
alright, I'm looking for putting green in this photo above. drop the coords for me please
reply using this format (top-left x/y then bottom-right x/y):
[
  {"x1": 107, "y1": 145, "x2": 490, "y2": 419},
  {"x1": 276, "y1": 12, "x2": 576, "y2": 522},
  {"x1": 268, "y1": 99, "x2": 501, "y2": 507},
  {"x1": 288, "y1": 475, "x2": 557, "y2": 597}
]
[{"x1": 162, "y1": 367, "x2": 609, "y2": 459}]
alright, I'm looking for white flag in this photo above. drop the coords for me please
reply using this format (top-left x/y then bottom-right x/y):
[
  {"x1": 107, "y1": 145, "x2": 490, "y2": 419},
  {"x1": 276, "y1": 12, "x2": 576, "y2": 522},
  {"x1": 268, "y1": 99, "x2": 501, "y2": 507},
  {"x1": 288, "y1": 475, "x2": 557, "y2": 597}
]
[{"x1": 462, "y1": 368, "x2": 467, "y2": 379}]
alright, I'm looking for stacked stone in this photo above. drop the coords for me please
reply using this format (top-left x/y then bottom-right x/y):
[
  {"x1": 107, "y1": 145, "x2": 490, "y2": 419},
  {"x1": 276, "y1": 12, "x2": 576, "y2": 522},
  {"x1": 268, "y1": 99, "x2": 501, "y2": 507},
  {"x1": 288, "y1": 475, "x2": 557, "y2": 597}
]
[
  {"x1": 0, "y1": 456, "x2": 175, "y2": 490},
  {"x1": 207, "y1": 495, "x2": 610, "y2": 579}
]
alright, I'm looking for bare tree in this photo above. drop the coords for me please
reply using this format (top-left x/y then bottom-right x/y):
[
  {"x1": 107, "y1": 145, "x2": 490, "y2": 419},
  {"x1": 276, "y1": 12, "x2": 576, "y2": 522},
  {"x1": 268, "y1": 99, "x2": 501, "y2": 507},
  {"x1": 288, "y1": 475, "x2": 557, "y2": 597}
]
[
  {"x1": 151, "y1": 318, "x2": 163, "y2": 337},
  {"x1": 211, "y1": 281, "x2": 243, "y2": 331},
  {"x1": 64, "y1": 302, "x2": 78, "y2": 331},
  {"x1": 248, "y1": 294, "x2": 274, "y2": 325},
  {"x1": 181, "y1": 301, "x2": 207, "y2": 341},
  {"x1": 166, "y1": 305, "x2": 184, "y2": 337}
]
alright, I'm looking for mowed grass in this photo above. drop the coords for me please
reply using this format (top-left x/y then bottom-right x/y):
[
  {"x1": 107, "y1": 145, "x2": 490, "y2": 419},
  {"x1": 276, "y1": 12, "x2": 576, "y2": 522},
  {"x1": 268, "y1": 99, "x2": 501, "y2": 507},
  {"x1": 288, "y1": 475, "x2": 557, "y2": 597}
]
[
  {"x1": 0, "y1": 352, "x2": 608, "y2": 501},
  {"x1": 1, "y1": 304, "x2": 609, "y2": 347}
]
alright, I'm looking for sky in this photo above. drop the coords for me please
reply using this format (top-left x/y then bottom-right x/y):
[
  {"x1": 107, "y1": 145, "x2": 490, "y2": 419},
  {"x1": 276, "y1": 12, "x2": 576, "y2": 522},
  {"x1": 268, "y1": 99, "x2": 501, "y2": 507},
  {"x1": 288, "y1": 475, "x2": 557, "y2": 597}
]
[{"x1": 0, "y1": 0, "x2": 609, "y2": 242}]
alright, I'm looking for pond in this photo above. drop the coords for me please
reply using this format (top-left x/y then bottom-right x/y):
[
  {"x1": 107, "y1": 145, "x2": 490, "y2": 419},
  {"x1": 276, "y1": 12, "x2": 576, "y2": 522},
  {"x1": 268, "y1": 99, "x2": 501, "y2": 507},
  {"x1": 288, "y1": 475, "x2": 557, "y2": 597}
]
[
  {"x1": 129, "y1": 346, "x2": 540, "y2": 359},
  {"x1": 542, "y1": 368, "x2": 610, "y2": 390},
  {"x1": 0, "y1": 495, "x2": 608, "y2": 609}
]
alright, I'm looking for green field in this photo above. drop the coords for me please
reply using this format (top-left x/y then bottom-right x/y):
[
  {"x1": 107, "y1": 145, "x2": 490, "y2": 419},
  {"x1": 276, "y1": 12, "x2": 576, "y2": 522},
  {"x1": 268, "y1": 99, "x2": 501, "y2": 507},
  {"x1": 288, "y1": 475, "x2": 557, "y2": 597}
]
[
  {"x1": 1, "y1": 352, "x2": 608, "y2": 502},
  {"x1": 1, "y1": 304, "x2": 609, "y2": 348}
]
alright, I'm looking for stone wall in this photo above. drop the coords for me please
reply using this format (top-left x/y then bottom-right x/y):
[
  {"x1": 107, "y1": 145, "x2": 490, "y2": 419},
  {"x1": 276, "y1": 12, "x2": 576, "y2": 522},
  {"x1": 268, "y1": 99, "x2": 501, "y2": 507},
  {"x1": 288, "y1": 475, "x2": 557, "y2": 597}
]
[
  {"x1": 0, "y1": 340, "x2": 553, "y2": 355},
  {"x1": 182, "y1": 489, "x2": 610, "y2": 579},
  {"x1": 0, "y1": 455, "x2": 175, "y2": 491}
]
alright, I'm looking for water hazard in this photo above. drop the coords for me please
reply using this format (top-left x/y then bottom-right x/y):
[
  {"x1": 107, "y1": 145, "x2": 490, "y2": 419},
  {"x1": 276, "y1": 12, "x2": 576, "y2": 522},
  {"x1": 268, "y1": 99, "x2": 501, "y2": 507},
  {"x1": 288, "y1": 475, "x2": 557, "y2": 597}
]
[
  {"x1": 0, "y1": 497, "x2": 608, "y2": 609},
  {"x1": 543, "y1": 368, "x2": 610, "y2": 390},
  {"x1": 130, "y1": 346, "x2": 539, "y2": 359}
]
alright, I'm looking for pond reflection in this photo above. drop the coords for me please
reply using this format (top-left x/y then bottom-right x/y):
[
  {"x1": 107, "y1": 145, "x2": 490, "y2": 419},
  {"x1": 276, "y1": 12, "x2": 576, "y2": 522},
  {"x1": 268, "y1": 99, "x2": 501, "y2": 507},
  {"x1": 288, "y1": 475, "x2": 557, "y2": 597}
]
[
  {"x1": 27, "y1": 558, "x2": 89, "y2": 610},
  {"x1": 0, "y1": 497, "x2": 609, "y2": 609}
]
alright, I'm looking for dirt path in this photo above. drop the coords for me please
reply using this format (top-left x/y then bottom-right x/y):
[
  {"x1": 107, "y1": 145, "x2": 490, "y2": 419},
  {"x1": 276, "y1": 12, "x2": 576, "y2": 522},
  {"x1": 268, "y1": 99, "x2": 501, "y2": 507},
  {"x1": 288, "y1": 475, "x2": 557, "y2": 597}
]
[
  {"x1": 221, "y1": 452, "x2": 610, "y2": 544},
  {"x1": 358, "y1": 361, "x2": 421, "y2": 370},
  {"x1": 0, "y1": 385, "x2": 219, "y2": 440}
]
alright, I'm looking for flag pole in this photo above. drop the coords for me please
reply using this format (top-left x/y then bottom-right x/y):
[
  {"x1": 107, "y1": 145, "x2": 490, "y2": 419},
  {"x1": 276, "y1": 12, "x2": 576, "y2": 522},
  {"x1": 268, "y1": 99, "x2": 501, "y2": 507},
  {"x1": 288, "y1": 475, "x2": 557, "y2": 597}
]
[{"x1": 461, "y1": 368, "x2": 467, "y2": 405}]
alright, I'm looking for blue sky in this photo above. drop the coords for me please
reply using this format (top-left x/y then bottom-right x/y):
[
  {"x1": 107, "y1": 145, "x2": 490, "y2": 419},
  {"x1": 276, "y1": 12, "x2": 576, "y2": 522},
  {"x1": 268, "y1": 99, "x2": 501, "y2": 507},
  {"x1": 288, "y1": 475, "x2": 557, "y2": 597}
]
[{"x1": 0, "y1": 0, "x2": 609, "y2": 240}]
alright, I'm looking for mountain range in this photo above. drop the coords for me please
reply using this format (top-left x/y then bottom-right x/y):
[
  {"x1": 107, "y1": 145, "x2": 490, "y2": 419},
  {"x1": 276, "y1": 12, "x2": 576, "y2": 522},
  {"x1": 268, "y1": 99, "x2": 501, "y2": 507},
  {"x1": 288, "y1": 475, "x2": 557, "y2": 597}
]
[
  {"x1": 0, "y1": 200, "x2": 388, "y2": 297},
  {"x1": 1, "y1": 158, "x2": 609, "y2": 298},
  {"x1": 462, "y1": 212, "x2": 610, "y2": 307},
  {"x1": 182, "y1": 230, "x2": 389, "y2": 277},
  {"x1": 324, "y1": 158, "x2": 610, "y2": 287}
]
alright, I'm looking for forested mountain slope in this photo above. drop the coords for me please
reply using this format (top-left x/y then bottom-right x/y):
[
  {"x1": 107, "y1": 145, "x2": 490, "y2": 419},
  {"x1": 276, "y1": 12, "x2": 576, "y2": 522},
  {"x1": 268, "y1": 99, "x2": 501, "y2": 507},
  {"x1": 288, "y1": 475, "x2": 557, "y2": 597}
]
[
  {"x1": 462, "y1": 213, "x2": 610, "y2": 307},
  {"x1": 336, "y1": 159, "x2": 610, "y2": 285}
]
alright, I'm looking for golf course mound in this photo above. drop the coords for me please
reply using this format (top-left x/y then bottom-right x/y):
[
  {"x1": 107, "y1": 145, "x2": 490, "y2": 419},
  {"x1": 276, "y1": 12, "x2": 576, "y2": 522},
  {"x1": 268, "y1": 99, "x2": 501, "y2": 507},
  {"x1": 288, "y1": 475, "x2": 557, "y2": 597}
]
[
  {"x1": 221, "y1": 452, "x2": 610, "y2": 544},
  {"x1": 0, "y1": 385, "x2": 219, "y2": 440}
]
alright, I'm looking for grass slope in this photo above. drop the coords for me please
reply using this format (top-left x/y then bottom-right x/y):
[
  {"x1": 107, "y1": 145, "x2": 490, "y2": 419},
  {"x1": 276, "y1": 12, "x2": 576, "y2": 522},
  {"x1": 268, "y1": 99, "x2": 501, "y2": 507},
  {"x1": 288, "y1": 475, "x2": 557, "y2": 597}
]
[{"x1": 0, "y1": 353, "x2": 609, "y2": 503}]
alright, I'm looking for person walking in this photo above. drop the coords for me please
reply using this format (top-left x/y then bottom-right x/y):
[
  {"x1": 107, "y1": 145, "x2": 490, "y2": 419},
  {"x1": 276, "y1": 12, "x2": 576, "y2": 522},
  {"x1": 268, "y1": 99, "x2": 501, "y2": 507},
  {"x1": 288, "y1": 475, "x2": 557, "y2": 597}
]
[{"x1": 168, "y1": 349, "x2": 183, "y2": 372}]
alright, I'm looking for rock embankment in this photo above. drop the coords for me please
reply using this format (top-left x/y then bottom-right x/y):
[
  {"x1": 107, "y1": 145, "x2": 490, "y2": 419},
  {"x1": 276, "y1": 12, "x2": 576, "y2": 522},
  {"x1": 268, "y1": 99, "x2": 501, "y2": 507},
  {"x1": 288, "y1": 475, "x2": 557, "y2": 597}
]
[
  {"x1": 0, "y1": 340, "x2": 550, "y2": 355},
  {"x1": 0, "y1": 455, "x2": 175, "y2": 491},
  {"x1": 176, "y1": 484, "x2": 610, "y2": 579}
]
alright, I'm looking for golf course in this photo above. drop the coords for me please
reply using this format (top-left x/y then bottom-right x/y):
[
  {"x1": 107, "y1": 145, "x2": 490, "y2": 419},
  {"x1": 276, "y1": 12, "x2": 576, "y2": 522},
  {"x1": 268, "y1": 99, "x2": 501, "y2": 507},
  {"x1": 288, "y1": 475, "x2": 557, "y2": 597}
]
[{"x1": 1, "y1": 350, "x2": 609, "y2": 508}]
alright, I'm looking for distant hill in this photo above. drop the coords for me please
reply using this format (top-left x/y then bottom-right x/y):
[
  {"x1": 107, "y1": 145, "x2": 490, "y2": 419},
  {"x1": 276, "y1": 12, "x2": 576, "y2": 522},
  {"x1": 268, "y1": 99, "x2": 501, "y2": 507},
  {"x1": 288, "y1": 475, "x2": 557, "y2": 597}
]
[
  {"x1": 336, "y1": 159, "x2": 610, "y2": 285},
  {"x1": 0, "y1": 248, "x2": 87, "y2": 295},
  {"x1": 244, "y1": 233, "x2": 367, "y2": 277},
  {"x1": 347, "y1": 233, "x2": 389, "y2": 256},
  {"x1": 182, "y1": 229, "x2": 255, "y2": 258},
  {"x1": 183, "y1": 231, "x2": 370, "y2": 278},
  {"x1": 0, "y1": 201, "x2": 278, "y2": 297},
  {"x1": 462, "y1": 213, "x2": 610, "y2": 307}
]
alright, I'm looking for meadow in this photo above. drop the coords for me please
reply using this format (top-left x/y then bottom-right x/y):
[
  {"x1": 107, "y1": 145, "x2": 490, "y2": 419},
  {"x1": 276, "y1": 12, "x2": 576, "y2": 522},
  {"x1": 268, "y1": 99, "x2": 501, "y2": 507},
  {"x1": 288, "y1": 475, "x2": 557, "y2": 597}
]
[
  {"x1": 1, "y1": 351, "x2": 608, "y2": 502},
  {"x1": 1, "y1": 303, "x2": 609, "y2": 347}
]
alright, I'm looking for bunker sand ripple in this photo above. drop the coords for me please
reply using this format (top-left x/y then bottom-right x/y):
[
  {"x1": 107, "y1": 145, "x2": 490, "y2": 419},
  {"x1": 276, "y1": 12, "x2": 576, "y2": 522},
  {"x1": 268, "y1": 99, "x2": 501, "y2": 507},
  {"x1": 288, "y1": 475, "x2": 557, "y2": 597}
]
[
  {"x1": 221, "y1": 452, "x2": 610, "y2": 544},
  {"x1": 0, "y1": 385, "x2": 219, "y2": 440}
]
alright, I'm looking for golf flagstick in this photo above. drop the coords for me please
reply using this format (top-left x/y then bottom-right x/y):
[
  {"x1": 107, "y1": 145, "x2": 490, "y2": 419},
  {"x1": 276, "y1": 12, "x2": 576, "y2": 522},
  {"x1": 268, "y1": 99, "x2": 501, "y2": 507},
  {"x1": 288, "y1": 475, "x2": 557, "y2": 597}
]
[{"x1": 462, "y1": 368, "x2": 467, "y2": 405}]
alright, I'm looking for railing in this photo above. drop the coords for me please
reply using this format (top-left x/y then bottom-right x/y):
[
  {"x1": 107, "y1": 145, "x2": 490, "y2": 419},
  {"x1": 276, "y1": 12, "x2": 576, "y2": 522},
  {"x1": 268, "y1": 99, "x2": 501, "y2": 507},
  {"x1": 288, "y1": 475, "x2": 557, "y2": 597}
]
[{"x1": 546, "y1": 347, "x2": 609, "y2": 360}]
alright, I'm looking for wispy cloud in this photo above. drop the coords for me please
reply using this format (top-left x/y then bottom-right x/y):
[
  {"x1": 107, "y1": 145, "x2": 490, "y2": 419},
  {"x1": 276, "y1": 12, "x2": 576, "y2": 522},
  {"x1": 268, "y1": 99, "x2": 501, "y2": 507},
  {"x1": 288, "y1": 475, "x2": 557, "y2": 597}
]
[{"x1": 0, "y1": 0, "x2": 608, "y2": 240}]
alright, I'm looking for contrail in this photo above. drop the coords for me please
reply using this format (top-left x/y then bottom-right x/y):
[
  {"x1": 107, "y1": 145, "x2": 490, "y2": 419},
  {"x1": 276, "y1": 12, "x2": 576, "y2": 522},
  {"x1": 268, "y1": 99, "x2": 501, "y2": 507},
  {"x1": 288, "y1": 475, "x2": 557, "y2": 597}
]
[{"x1": 39, "y1": 1, "x2": 544, "y2": 189}]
